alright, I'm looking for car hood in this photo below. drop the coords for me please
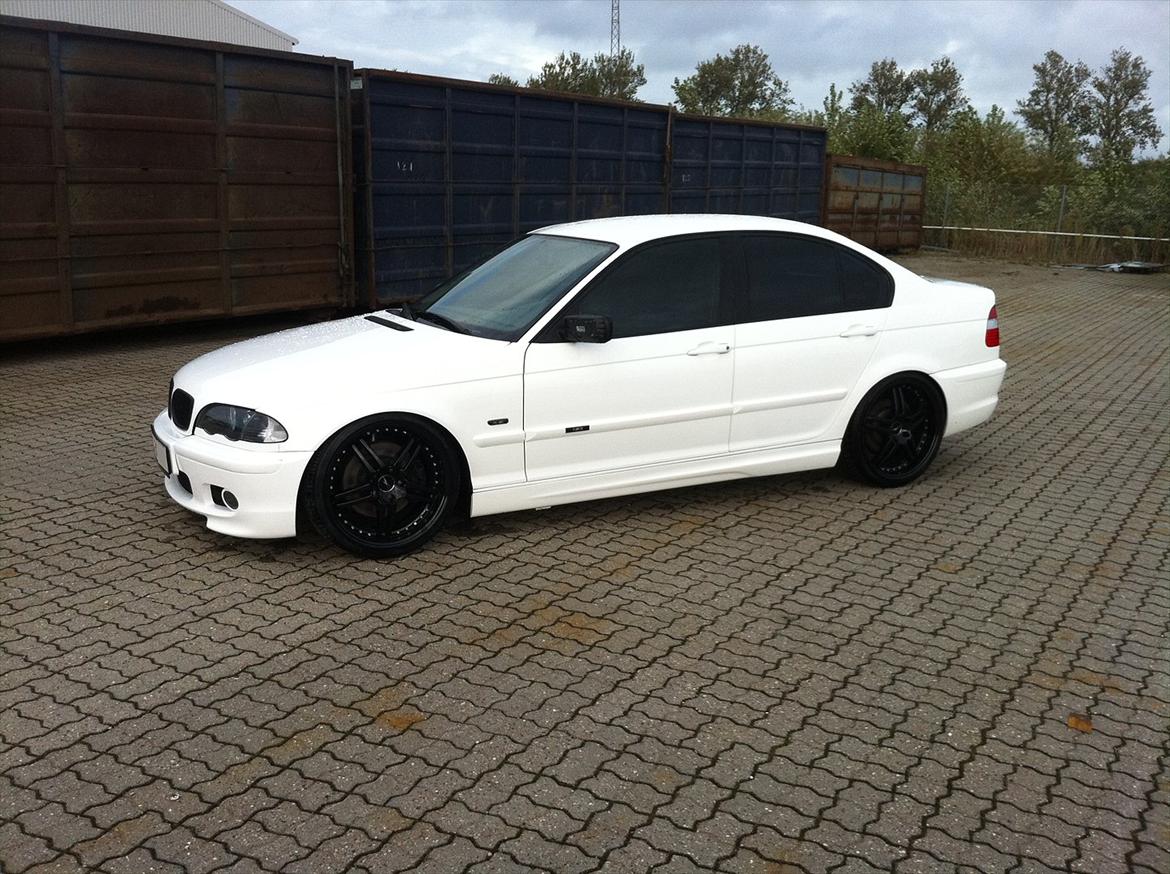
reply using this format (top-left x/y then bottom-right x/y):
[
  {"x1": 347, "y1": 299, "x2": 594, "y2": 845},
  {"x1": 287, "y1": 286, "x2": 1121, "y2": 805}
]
[{"x1": 174, "y1": 313, "x2": 517, "y2": 413}]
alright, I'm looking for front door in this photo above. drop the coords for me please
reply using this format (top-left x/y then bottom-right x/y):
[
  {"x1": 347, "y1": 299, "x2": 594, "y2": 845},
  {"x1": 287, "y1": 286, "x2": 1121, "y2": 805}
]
[{"x1": 523, "y1": 235, "x2": 735, "y2": 481}]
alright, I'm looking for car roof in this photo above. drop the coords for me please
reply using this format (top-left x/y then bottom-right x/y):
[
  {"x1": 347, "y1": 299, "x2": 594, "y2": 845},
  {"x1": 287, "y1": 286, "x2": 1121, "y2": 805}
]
[{"x1": 532, "y1": 214, "x2": 839, "y2": 248}]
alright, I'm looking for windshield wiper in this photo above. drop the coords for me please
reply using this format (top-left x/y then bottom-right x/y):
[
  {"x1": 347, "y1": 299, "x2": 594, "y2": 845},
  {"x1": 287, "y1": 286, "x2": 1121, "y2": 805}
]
[
  {"x1": 393, "y1": 301, "x2": 416, "y2": 321},
  {"x1": 415, "y1": 311, "x2": 470, "y2": 334}
]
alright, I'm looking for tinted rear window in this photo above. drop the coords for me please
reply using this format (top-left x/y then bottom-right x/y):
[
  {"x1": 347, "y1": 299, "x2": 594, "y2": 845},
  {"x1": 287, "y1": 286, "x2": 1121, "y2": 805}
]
[{"x1": 743, "y1": 235, "x2": 893, "y2": 321}]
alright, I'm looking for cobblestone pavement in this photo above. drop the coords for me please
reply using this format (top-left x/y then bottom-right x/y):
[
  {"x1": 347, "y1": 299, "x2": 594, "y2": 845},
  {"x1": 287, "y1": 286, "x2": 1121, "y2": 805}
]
[{"x1": 1, "y1": 254, "x2": 1167, "y2": 874}]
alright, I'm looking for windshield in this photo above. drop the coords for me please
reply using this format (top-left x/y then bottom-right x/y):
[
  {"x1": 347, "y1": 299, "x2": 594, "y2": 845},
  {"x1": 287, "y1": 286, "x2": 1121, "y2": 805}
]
[{"x1": 416, "y1": 235, "x2": 616, "y2": 340}]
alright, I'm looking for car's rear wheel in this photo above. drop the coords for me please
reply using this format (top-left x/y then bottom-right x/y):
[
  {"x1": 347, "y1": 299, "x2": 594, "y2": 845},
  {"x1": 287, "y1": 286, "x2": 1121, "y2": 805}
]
[
  {"x1": 841, "y1": 373, "x2": 944, "y2": 487},
  {"x1": 307, "y1": 414, "x2": 461, "y2": 557}
]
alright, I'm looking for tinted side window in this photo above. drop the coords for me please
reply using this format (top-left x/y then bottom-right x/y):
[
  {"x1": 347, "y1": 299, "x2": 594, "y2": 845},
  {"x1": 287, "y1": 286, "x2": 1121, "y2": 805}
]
[
  {"x1": 743, "y1": 236, "x2": 842, "y2": 320},
  {"x1": 743, "y1": 235, "x2": 893, "y2": 321},
  {"x1": 839, "y1": 248, "x2": 894, "y2": 310},
  {"x1": 568, "y1": 237, "x2": 722, "y2": 338}
]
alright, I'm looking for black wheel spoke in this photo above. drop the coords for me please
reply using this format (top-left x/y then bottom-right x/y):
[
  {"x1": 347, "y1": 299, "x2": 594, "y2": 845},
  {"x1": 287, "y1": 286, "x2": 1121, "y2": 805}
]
[
  {"x1": 334, "y1": 483, "x2": 375, "y2": 508},
  {"x1": 891, "y1": 385, "x2": 907, "y2": 416},
  {"x1": 352, "y1": 439, "x2": 382, "y2": 474},
  {"x1": 876, "y1": 437, "x2": 900, "y2": 466},
  {"x1": 899, "y1": 443, "x2": 917, "y2": 466},
  {"x1": 375, "y1": 501, "x2": 391, "y2": 533},
  {"x1": 393, "y1": 437, "x2": 422, "y2": 474}
]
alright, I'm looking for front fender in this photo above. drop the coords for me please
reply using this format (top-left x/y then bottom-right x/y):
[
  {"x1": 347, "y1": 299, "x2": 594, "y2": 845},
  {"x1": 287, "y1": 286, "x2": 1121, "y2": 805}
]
[{"x1": 293, "y1": 374, "x2": 527, "y2": 492}]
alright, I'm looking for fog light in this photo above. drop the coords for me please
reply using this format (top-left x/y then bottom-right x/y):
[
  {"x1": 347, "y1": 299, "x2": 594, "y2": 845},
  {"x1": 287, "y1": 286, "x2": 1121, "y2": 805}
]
[{"x1": 210, "y1": 485, "x2": 239, "y2": 510}]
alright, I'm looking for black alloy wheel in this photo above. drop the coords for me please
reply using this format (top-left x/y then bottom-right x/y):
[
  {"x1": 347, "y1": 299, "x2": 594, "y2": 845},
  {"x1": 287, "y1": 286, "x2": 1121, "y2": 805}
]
[
  {"x1": 841, "y1": 373, "x2": 944, "y2": 487},
  {"x1": 308, "y1": 415, "x2": 461, "y2": 557}
]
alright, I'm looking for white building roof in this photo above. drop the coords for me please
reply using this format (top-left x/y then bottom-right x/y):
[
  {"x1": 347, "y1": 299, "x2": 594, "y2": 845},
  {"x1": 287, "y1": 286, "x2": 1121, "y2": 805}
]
[{"x1": 0, "y1": 0, "x2": 297, "y2": 51}]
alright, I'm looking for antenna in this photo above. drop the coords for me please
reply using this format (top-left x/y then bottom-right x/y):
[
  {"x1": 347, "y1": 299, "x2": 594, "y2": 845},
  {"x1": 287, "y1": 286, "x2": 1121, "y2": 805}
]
[{"x1": 610, "y1": 0, "x2": 620, "y2": 56}]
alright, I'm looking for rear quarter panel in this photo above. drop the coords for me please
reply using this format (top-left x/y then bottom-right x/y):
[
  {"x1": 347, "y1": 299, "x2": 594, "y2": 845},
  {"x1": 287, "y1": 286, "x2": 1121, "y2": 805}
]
[{"x1": 826, "y1": 273, "x2": 999, "y2": 437}]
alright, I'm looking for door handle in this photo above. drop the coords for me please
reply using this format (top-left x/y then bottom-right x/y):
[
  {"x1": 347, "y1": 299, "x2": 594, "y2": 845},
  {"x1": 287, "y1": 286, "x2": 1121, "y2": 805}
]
[
  {"x1": 839, "y1": 325, "x2": 878, "y2": 338},
  {"x1": 687, "y1": 342, "x2": 731, "y2": 356}
]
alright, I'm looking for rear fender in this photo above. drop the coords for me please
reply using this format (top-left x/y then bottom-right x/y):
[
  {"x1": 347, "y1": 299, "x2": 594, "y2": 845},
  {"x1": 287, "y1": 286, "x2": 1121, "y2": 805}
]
[{"x1": 832, "y1": 348, "x2": 949, "y2": 439}]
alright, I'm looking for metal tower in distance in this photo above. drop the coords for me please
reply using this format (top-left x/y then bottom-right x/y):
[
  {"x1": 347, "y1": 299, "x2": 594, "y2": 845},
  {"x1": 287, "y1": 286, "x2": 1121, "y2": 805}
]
[{"x1": 610, "y1": 0, "x2": 620, "y2": 56}]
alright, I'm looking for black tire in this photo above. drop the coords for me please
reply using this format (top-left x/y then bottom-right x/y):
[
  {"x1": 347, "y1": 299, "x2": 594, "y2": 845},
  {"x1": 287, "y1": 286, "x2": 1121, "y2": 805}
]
[
  {"x1": 840, "y1": 373, "x2": 945, "y2": 487},
  {"x1": 306, "y1": 414, "x2": 462, "y2": 557}
]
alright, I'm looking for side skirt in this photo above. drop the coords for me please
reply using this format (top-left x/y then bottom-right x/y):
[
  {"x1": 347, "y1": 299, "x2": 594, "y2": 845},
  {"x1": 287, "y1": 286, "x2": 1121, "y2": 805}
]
[{"x1": 470, "y1": 441, "x2": 842, "y2": 517}]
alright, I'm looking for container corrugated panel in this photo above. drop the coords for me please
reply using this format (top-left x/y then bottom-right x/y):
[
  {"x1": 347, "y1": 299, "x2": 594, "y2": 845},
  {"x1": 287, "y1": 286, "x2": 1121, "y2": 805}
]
[
  {"x1": 669, "y1": 116, "x2": 826, "y2": 222},
  {"x1": 823, "y1": 154, "x2": 925, "y2": 251},
  {"x1": 355, "y1": 70, "x2": 671, "y2": 305},
  {"x1": 0, "y1": 15, "x2": 352, "y2": 342}
]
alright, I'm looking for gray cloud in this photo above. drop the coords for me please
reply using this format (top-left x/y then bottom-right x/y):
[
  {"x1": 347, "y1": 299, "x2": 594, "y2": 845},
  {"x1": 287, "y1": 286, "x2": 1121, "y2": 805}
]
[{"x1": 233, "y1": 0, "x2": 1170, "y2": 152}]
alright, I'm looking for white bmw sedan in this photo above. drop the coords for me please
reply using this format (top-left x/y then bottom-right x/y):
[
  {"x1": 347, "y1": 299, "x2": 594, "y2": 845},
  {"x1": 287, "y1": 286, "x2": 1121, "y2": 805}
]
[{"x1": 152, "y1": 214, "x2": 1005, "y2": 557}]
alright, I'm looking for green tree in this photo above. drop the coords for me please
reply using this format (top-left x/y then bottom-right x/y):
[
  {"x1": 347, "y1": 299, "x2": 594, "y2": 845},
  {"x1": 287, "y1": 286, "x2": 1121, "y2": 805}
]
[
  {"x1": 934, "y1": 106, "x2": 1032, "y2": 181},
  {"x1": 833, "y1": 103, "x2": 916, "y2": 161},
  {"x1": 527, "y1": 51, "x2": 595, "y2": 93},
  {"x1": 910, "y1": 57, "x2": 969, "y2": 131},
  {"x1": 799, "y1": 82, "x2": 914, "y2": 161},
  {"x1": 823, "y1": 83, "x2": 845, "y2": 122},
  {"x1": 925, "y1": 105, "x2": 1036, "y2": 227},
  {"x1": 1015, "y1": 50, "x2": 1091, "y2": 162},
  {"x1": 1086, "y1": 48, "x2": 1163, "y2": 163},
  {"x1": 849, "y1": 58, "x2": 915, "y2": 118},
  {"x1": 789, "y1": 84, "x2": 842, "y2": 141},
  {"x1": 819, "y1": 82, "x2": 847, "y2": 145},
  {"x1": 672, "y1": 44, "x2": 793, "y2": 118},
  {"x1": 487, "y1": 73, "x2": 519, "y2": 88},
  {"x1": 526, "y1": 48, "x2": 646, "y2": 101},
  {"x1": 591, "y1": 48, "x2": 648, "y2": 101}
]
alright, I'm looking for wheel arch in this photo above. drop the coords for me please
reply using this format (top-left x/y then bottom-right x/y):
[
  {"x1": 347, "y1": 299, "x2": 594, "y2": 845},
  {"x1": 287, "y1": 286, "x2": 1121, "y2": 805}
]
[
  {"x1": 839, "y1": 369, "x2": 948, "y2": 487},
  {"x1": 839, "y1": 362, "x2": 949, "y2": 439},
  {"x1": 295, "y1": 410, "x2": 474, "y2": 536},
  {"x1": 855, "y1": 368, "x2": 947, "y2": 421}
]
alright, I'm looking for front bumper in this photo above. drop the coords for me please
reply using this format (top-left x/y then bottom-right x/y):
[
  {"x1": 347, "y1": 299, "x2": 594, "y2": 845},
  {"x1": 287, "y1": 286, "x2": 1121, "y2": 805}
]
[{"x1": 152, "y1": 411, "x2": 310, "y2": 539}]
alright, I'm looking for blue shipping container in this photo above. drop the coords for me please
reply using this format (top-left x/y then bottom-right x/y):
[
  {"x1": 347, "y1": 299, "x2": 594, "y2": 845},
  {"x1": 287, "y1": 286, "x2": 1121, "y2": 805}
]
[
  {"x1": 354, "y1": 71, "x2": 671, "y2": 304},
  {"x1": 670, "y1": 116, "x2": 825, "y2": 221},
  {"x1": 354, "y1": 70, "x2": 827, "y2": 305}
]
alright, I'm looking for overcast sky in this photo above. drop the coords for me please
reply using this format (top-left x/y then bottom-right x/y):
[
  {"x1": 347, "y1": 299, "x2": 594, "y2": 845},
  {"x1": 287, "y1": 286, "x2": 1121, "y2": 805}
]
[{"x1": 233, "y1": 0, "x2": 1170, "y2": 153}]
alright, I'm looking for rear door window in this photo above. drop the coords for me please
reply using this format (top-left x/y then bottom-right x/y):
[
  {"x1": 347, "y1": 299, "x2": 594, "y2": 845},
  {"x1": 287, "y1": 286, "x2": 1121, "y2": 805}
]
[
  {"x1": 839, "y1": 247, "x2": 894, "y2": 310},
  {"x1": 741, "y1": 234, "x2": 893, "y2": 322}
]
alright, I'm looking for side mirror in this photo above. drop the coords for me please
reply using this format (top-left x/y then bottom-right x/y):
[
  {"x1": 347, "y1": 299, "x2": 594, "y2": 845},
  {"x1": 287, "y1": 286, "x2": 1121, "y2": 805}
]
[{"x1": 561, "y1": 314, "x2": 613, "y2": 343}]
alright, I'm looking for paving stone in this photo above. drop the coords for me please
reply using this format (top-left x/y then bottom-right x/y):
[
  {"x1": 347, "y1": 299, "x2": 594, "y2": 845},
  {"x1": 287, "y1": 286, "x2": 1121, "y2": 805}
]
[
  {"x1": 144, "y1": 826, "x2": 238, "y2": 874},
  {"x1": 0, "y1": 822, "x2": 58, "y2": 873},
  {"x1": 1, "y1": 256, "x2": 1167, "y2": 874}
]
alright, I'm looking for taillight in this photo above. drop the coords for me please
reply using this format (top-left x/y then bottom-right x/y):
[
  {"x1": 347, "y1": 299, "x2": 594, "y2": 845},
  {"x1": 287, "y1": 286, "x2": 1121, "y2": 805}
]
[{"x1": 985, "y1": 305, "x2": 1000, "y2": 347}]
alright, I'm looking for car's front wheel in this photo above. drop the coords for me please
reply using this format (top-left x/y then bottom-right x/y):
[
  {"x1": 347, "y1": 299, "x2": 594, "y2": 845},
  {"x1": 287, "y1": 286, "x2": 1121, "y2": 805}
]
[
  {"x1": 841, "y1": 373, "x2": 944, "y2": 487},
  {"x1": 307, "y1": 414, "x2": 461, "y2": 557}
]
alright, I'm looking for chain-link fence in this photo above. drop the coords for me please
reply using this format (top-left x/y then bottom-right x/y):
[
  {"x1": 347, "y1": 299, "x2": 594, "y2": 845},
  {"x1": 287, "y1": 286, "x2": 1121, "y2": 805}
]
[{"x1": 923, "y1": 181, "x2": 1168, "y2": 264}]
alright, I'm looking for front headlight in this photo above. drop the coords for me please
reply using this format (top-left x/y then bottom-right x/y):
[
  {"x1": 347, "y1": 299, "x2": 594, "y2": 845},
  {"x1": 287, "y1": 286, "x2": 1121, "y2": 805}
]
[{"x1": 195, "y1": 404, "x2": 288, "y2": 443}]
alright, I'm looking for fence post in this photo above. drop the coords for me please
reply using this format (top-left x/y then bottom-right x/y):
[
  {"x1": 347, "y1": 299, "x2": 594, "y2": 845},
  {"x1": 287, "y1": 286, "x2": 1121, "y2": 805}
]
[
  {"x1": 1052, "y1": 184, "x2": 1067, "y2": 262},
  {"x1": 941, "y1": 182, "x2": 951, "y2": 249}
]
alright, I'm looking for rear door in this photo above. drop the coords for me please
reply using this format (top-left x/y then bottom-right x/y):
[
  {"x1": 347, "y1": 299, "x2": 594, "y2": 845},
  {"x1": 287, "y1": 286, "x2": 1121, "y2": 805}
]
[
  {"x1": 730, "y1": 233, "x2": 893, "y2": 452},
  {"x1": 523, "y1": 235, "x2": 736, "y2": 481}
]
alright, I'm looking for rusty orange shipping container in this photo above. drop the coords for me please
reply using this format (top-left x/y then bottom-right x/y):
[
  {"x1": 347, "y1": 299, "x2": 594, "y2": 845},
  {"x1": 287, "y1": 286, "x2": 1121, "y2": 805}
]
[
  {"x1": 823, "y1": 154, "x2": 925, "y2": 252},
  {"x1": 0, "y1": 16, "x2": 353, "y2": 342}
]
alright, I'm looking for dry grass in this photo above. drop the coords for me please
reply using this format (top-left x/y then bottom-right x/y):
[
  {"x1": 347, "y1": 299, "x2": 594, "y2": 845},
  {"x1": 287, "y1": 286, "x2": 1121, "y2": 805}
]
[{"x1": 924, "y1": 228, "x2": 1168, "y2": 265}]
